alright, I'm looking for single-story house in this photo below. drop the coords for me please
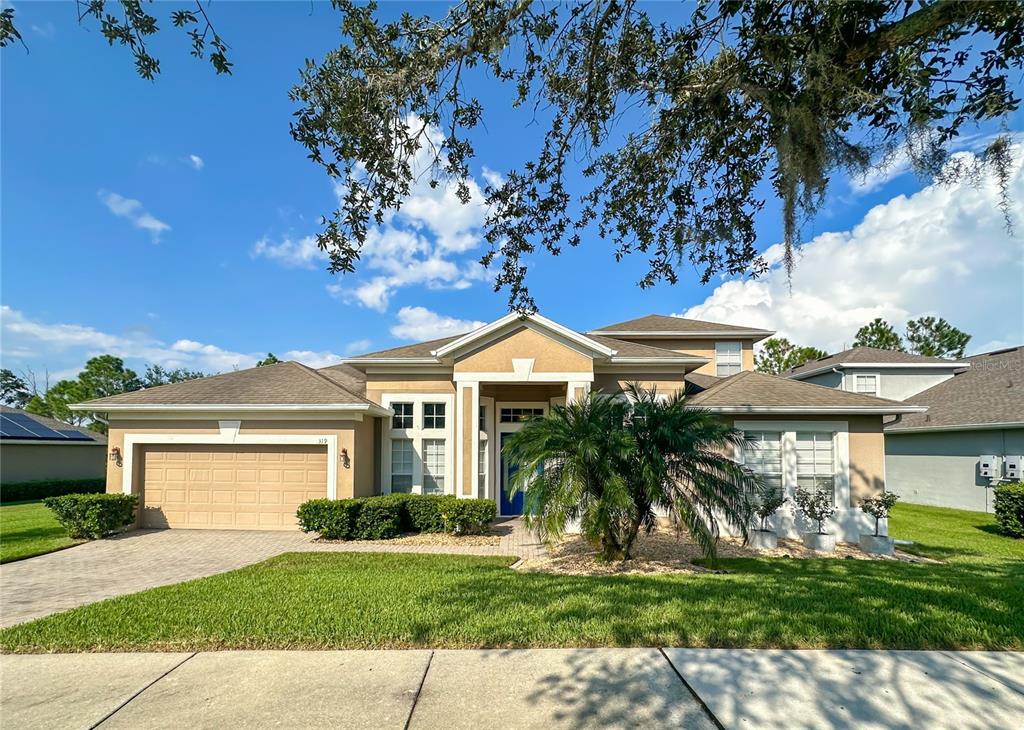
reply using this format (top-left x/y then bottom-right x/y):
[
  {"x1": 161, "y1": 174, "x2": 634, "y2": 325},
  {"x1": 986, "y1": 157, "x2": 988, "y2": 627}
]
[
  {"x1": 74, "y1": 313, "x2": 922, "y2": 540},
  {"x1": 0, "y1": 406, "x2": 108, "y2": 484},
  {"x1": 787, "y1": 345, "x2": 1024, "y2": 512}
]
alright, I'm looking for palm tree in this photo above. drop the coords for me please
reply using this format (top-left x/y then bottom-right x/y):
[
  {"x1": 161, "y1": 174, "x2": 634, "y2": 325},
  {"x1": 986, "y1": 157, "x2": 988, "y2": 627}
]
[{"x1": 504, "y1": 384, "x2": 757, "y2": 562}]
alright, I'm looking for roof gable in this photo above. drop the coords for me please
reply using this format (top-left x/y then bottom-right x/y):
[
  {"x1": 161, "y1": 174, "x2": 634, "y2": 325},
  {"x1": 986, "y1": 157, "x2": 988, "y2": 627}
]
[{"x1": 436, "y1": 313, "x2": 615, "y2": 359}]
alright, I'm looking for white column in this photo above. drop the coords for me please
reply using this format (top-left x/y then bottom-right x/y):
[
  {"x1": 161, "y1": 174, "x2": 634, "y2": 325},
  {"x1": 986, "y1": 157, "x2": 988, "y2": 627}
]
[
  {"x1": 566, "y1": 380, "x2": 590, "y2": 405},
  {"x1": 456, "y1": 381, "x2": 480, "y2": 499}
]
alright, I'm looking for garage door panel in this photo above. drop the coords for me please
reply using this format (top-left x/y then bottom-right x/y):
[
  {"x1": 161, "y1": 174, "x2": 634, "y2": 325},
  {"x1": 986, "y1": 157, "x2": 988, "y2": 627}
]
[{"x1": 140, "y1": 444, "x2": 328, "y2": 530}]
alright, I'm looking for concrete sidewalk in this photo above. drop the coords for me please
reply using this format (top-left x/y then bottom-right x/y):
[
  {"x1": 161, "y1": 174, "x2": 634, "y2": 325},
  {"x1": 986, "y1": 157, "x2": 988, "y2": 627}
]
[{"x1": 1, "y1": 648, "x2": 1021, "y2": 729}]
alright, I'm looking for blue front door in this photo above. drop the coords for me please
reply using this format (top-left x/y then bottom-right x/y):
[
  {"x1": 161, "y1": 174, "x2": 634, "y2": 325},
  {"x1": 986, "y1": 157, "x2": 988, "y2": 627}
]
[{"x1": 499, "y1": 432, "x2": 524, "y2": 516}]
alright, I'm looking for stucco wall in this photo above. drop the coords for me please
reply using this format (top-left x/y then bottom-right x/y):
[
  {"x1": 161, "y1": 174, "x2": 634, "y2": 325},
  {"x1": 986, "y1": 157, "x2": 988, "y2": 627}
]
[
  {"x1": 885, "y1": 428, "x2": 1024, "y2": 513},
  {"x1": 802, "y1": 371, "x2": 844, "y2": 389},
  {"x1": 1, "y1": 443, "x2": 107, "y2": 483},
  {"x1": 843, "y1": 367, "x2": 957, "y2": 402},
  {"x1": 365, "y1": 374, "x2": 456, "y2": 405},
  {"x1": 592, "y1": 373, "x2": 687, "y2": 395},
  {"x1": 610, "y1": 337, "x2": 755, "y2": 375},
  {"x1": 454, "y1": 326, "x2": 594, "y2": 375}
]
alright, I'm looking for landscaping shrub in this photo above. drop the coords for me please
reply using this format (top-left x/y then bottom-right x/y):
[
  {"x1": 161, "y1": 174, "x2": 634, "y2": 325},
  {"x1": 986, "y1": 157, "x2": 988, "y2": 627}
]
[
  {"x1": 296, "y1": 499, "x2": 360, "y2": 540},
  {"x1": 42, "y1": 493, "x2": 138, "y2": 539},
  {"x1": 793, "y1": 487, "x2": 836, "y2": 535},
  {"x1": 404, "y1": 494, "x2": 451, "y2": 533},
  {"x1": 296, "y1": 494, "x2": 497, "y2": 540},
  {"x1": 994, "y1": 482, "x2": 1024, "y2": 538},
  {"x1": 2, "y1": 478, "x2": 105, "y2": 505},
  {"x1": 353, "y1": 497, "x2": 404, "y2": 540},
  {"x1": 440, "y1": 498, "x2": 497, "y2": 535},
  {"x1": 860, "y1": 492, "x2": 901, "y2": 537}
]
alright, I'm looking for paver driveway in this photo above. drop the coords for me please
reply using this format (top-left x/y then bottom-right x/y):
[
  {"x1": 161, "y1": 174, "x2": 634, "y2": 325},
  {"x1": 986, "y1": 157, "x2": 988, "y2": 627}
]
[{"x1": 0, "y1": 519, "x2": 543, "y2": 627}]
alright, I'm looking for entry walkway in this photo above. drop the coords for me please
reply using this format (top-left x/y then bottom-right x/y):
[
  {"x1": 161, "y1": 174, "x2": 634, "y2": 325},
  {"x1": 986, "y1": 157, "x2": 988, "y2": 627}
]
[
  {"x1": 2, "y1": 649, "x2": 1021, "y2": 729},
  {"x1": 0, "y1": 519, "x2": 544, "y2": 627}
]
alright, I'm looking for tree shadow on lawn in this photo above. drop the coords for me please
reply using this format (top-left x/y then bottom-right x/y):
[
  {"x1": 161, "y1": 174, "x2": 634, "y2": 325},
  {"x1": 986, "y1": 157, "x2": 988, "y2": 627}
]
[{"x1": 406, "y1": 557, "x2": 1024, "y2": 651}]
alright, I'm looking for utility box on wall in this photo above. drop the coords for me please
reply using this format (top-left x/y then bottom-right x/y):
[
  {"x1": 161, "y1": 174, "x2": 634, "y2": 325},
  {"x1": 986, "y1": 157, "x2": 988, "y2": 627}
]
[
  {"x1": 979, "y1": 455, "x2": 998, "y2": 479},
  {"x1": 1005, "y1": 455, "x2": 1022, "y2": 481}
]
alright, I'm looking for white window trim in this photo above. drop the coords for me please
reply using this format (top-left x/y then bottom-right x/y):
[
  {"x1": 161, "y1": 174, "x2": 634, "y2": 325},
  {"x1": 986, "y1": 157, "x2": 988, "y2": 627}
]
[
  {"x1": 380, "y1": 393, "x2": 455, "y2": 495},
  {"x1": 715, "y1": 341, "x2": 743, "y2": 377},
  {"x1": 121, "y1": 420, "x2": 339, "y2": 499},
  {"x1": 734, "y1": 420, "x2": 850, "y2": 510},
  {"x1": 479, "y1": 396, "x2": 494, "y2": 498},
  {"x1": 848, "y1": 372, "x2": 880, "y2": 398}
]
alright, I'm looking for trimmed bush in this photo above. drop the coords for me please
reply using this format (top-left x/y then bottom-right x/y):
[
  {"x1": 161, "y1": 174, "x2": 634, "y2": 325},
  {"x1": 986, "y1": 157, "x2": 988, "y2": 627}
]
[
  {"x1": 440, "y1": 498, "x2": 497, "y2": 535},
  {"x1": 405, "y1": 494, "x2": 451, "y2": 533},
  {"x1": 353, "y1": 497, "x2": 404, "y2": 540},
  {"x1": 2, "y1": 478, "x2": 105, "y2": 505},
  {"x1": 296, "y1": 499, "x2": 360, "y2": 540},
  {"x1": 994, "y1": 482, "x2": 1024, "y2": 538},
  {"x1": 296, "y1": 494, "x2": 497, "y2": 540},
  {"x1": 42, "y1": 493, "x2": 138, "y2": 539}
]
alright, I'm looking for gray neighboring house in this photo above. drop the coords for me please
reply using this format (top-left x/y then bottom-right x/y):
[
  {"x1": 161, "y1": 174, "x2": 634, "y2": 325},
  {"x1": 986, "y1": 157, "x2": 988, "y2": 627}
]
[
  {"x1": 0, "y1": 406, "x2": 108, "y2": 484},
  {"x1": 788, "y1": 346, "x2": 1024, "y2": 513}
]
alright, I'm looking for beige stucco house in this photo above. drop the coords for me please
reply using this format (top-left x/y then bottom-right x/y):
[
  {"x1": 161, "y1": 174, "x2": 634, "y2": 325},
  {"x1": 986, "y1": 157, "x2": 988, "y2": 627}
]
[{"x1": 75, "y1": 313, "x2": 924, "y2": 540}]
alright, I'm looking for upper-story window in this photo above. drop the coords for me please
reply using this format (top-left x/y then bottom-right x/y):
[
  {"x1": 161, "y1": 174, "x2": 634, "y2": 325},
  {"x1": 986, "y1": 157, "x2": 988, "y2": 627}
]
[
  {"x1": 423, "y1": 402, "x2": 446, "y2": 429},
  {"x1": 853, "y1": 374, "x2": 878, "y2": 397},
  {"x1": 715, "y1": 341, "x2": 742, "y2": 377},
  {"x1": 391, "y1": 402, "x2": 413, "y2": 429}
]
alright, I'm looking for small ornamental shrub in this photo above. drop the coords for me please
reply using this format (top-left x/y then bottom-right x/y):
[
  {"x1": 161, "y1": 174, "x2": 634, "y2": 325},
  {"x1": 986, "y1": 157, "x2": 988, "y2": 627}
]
[
  {"x1": 353, "y1": 497, "x2": 404, "y2": 540},
  {"x1": 749, "y1": 483, "x2": 786, "y2": 532},
  {"x1": 440, "y1": 498, "x2": 497, "y2": 535},
  {"x1": 43, "y1": 493, "x2": 138, "y2": 539},
  {"x1": 2, "y1": 478, "x2": 105, "y2": 504},
  {"x1": 404, "y1": 494, "x2": 451, "y2": 533},
  {"x1": 296, "y1": 499, "x2": 360, "y2": 540},
  {"x1": 793, "y1": 487, "x2": 836, "y2": 535},
  {"x1": 859, "y1": 492, "x2": 901, "y2": 537},
  {"x1": 994, "y1": 482, "x2": 1024, "y2": 538}
]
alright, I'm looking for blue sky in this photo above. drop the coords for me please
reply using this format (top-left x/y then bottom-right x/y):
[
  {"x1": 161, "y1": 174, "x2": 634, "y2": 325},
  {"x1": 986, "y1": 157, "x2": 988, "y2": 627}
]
[{"x1": 2, "y1": 2, "x2": 1022, "y2": 382}]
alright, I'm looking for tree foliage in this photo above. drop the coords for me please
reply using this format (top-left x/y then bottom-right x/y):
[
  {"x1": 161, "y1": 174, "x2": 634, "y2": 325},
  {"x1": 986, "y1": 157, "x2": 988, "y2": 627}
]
[
  {"x1": 503, "y1": 385, "x2": 756, "y2": 561},
  {"x1": 25, "y1": 355, "x2": 141, "y2": 431},
  {"x1": 142, "y1": 364, "x2": 207, "y2": 387},
  {"x1": 853, "y1": 317, "x2": 906, "y2": 351},
  {"x1": 256, "y1": 353, "x2": 281, "y2": 367},
  {"x1": 905, "y1": 315, "x2": 971, "y2": 358},
  {"x1": 291, "y1": 0, "x2": 1023, "y2": 311},
  {"x1": 755, "y1": 337, "x2": 827, "y2": 375},
  {"x1": 0, "y1": 369, "x2": 31, "y2": 409}
]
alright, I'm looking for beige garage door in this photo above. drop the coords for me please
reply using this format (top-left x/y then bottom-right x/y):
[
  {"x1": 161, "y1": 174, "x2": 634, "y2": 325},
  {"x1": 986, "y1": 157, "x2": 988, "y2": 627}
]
[{"x1": 140, "y1": 444, "x2": 328, "y2": 530}]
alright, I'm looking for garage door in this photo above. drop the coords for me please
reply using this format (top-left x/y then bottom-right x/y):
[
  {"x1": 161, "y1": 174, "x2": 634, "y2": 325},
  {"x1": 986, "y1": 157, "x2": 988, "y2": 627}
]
[{"x1": 140, "y1": 444, "x2": 328, "y2": 530}]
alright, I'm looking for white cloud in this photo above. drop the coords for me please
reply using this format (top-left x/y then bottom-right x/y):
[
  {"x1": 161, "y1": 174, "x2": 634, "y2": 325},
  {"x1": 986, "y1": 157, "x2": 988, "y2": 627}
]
[
  {"x1": 344, "y1": 339, "x2": 372, "y2": 355},
  {"x1": 186, "y1": 154, "x2": 204, "y2": 170},
  {"x1": 0, "y1": 306, "x2": 362, "y2": 380},
  {"x1": 30, "y1": 21, "x2": 55, "y2": 39},
  {"x1": 251, "y1": 235, "x2": 326, "y2": 269},
  {"x1": 98, "y1": 190, "x2": 170, "y2": 242},
  {"x1": 389, "y1": 306, "x2": 485, "y2": 341},
  {"x1": 683, "y1": 148, "x2": 1024, "y2": 355}
]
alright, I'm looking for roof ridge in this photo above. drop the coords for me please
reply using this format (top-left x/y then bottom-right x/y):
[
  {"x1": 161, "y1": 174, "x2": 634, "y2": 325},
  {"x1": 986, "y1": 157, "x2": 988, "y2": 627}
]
[{"x1": 290, "y1": 361, "x2": 371, "y2": 404}]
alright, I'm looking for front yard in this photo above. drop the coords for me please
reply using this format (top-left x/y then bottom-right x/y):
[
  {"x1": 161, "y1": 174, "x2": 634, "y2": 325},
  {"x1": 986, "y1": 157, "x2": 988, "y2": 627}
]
[
  {"x1": 0, "y1": 501, "x2": 83, "y2": 564},
  {"x1": 1, "y1": 503, "x2": 1021, "y2": 652}
]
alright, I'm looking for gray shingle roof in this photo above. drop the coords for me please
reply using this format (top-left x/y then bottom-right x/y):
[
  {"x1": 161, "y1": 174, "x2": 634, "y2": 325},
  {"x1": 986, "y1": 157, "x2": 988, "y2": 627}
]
[
  {"x1": 0, "y1": 406, "x2": 107, "y2": 443},
  {"x1": 77, "y1": 361, "x2": 375, "y2": 408},
  {"x1": 687, "y1": 370, "x2": 914, "y2": 411},
  {"x1": 886, "y1": 346, "x2": 1024, "y2": 431},
  {"x1": 345, "y1": 335, "x2": 463, "y2": 360},
  {"x1": 588, "y1": 335, "x2": 704, "y2": 359},
  {"x1": 787, "y1": 346, "x2": 961, "y2": 377},
  {"x1": 589, "y1": 314, "x2": 773, "y2": 337}
]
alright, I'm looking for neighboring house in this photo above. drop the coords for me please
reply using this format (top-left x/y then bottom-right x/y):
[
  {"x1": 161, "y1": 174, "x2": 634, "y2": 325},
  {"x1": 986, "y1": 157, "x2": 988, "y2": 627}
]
[
  {"x1": 74, "y1": 313, "x2": 921, "y2": 540},
  {"x1": 0, "y1": 406, "x2": 108, "y2": 484},
  {"x1": 788, "y1": 346, "x2": 1024, "y2": 513}
]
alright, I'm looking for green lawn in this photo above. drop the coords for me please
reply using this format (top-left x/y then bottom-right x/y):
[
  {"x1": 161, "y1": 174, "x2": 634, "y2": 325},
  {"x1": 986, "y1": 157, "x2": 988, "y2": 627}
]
[
  {"x1": 0, "y1": 501, "x2": 81, "y2": 564},
  {"x1": 1, "y1": 503, "x2": 1021, "y2": 652}
]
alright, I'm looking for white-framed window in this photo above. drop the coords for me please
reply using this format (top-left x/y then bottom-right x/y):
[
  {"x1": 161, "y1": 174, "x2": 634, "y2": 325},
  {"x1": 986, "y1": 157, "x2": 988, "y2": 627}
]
[
  {"x1": 742, "y1": 430, "x2": 783, "y2": 498},
  {"x1": 853, "y1": 374, "x2": 879, "y2": 397},
  {"x1": 423, "y1": 402, "x2": 446, "y2": 429},
  {"x1": 422, "y1": 439, "x2": 445, "y2": 493},
  {"x1": 392, "y1": 402, "x2": 413, "y2": 429},
  {"x1": 500, "y1": 407, "x2": 544, "y2": 423},
  {"x1": 796, "y1": 431, "x2": 836, "y2": 499},
  {"x1": 716, "y1": 341, "x2": 742, "y2": 377},
  {"x1": 390, "y1": 438, "x2": 414, "y2": 493},
  {"x1": 479, "y1": 404, "x2": 487, "y2": 432}
]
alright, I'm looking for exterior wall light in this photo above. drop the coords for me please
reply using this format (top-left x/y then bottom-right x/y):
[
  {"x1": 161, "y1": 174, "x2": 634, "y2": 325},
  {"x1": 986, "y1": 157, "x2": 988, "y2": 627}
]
[
  {"x1": 340, "y1": 448, "x2": 351, "y2": 469},
  {"x1": 110, "y1": 447, "x2": 123, "y2": 467}
]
